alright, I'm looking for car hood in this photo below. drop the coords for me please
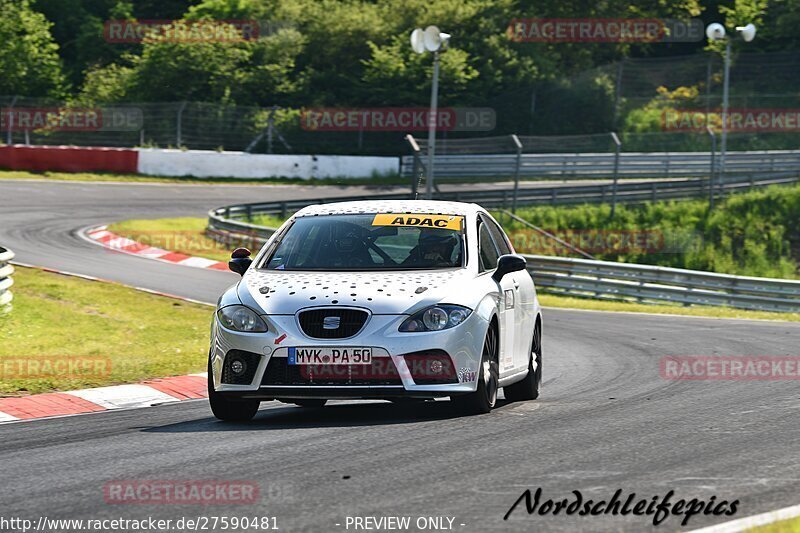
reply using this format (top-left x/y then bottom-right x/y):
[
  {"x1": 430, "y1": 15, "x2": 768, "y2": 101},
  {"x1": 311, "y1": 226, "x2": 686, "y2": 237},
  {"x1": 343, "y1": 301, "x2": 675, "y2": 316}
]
[{"x1": 238, "y1": 268, "x2": 475, "y2": 315}]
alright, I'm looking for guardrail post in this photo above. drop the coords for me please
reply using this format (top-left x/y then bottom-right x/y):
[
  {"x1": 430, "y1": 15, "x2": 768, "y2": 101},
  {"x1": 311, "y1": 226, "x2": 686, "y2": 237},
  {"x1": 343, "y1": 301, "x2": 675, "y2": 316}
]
[
  {"x1": 707, "y1": 126, "x2": 716, "y2": 210},
  {"x1": 280, "y1": 202, "x2": 288, "y2": 219},
  {"x1": 6, "y1": 95, "x2": 17, "y2": 145},
  {"x1": 176, "y1": 101, "x2": 187, "y2": 148},
  {"x1": 245, "y1": 205, "x2": 252, "y2": 222},
  {"x1": 551, "y1": 188, "x2": 557, "y2": 204},
  {"x1": 411, "y1": 155, "x2": 419, "y2": 199},
  {"x1": 610, "y1": 132, "x2": 621, "y2": 218},
  {"x1": 405, "y1": 134, "x2": 424, "y2": 200},
  {"x1": 511, "y1": 134, "x2": 523, "y2": 213}
]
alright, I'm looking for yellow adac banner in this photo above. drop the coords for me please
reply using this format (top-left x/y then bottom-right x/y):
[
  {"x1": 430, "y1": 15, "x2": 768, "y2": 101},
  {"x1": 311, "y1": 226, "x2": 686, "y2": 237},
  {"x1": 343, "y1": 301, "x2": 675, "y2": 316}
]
[{"x1": 372, "y1": 213, "x2": 464, "y2": 231}]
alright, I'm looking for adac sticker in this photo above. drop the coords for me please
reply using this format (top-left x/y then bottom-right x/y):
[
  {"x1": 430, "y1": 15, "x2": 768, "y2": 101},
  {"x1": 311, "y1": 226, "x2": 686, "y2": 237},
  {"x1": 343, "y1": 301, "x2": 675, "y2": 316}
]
[{"x1": 372, "y1": 213, "x2": 464, "y2": 231}]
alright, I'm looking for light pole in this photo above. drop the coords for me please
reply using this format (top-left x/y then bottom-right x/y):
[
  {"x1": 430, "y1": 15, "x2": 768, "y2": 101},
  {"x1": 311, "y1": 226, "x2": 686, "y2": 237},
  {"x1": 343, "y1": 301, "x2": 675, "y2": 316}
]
[
  {"x1": 411, "y1": 26, "x2": 451, "y2": 199},
  {"x1": 705, "y1": 22, "x2": 756, "y2": 180}
]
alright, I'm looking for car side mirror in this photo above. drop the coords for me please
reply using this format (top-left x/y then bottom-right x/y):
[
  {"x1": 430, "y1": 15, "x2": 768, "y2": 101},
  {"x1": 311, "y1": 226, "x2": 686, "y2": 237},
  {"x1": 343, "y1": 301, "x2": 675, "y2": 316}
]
[
  {"x1": 492, "y1": 254, "x2": 527, "y2": 282},
  {"x1": 229, "y1": 247, "x2": 252, "y2": 276}
]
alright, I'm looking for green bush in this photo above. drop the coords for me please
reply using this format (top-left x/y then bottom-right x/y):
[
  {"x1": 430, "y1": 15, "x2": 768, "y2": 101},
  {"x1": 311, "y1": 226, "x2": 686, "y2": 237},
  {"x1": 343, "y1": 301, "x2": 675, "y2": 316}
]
[{"x1": 503, "y1": 183, "x2": 800, "y2": 279}]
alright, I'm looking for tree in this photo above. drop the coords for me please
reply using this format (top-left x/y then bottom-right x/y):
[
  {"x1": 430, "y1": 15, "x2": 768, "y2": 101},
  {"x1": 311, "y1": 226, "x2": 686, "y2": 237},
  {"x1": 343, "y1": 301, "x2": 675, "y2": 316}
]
[
  {"x1": 0, "y1": 0, "x2": 65, "y2": 97},
  {"x1": 80, "y1": 23, "x2": 306, "y2": 105}
]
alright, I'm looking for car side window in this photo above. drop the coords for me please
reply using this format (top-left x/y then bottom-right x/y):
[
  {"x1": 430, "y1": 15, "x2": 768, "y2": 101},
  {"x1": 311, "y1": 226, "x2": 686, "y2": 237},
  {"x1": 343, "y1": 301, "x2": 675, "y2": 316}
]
[
  {"x1": 478, "y1": 221, "x2": 500, "y2": 272},
  {"x1": 485, "y1": 217, "x2": 513, "y2": 255}
]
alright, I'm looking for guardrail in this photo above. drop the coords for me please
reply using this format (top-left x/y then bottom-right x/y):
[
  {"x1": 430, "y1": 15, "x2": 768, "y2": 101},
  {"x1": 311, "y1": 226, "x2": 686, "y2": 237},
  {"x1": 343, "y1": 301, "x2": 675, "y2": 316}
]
[
  {"x1": 207, "y1": 201, "x2": 799, "y2": 312},
  {"x1": 400, "y1": 149, "x2": 800, "y2": 180},
  {"x1": 525, "y1": 255, "x2": 800, "y2": 313},
  {"x1": 0, "y1": 247, "x2": 15, "y2": 313},
  {"x1": 207, "y1": 171, "x2": 800, "y2": 248}
]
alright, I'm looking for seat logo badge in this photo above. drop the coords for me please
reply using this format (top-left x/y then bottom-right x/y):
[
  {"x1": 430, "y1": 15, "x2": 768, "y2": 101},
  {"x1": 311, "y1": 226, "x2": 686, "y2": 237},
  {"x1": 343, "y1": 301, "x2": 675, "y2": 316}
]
[{"x1": 323, "y1": 316, "x2": 341, "y2": 329}]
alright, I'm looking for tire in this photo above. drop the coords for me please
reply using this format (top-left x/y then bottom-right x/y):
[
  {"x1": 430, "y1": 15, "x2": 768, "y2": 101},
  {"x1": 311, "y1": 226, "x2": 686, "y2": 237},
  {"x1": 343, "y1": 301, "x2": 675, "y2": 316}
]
[
  {"x1": 208, "y1": 360, "x2": 260, "y2": 422},
  {"x1": 504, "y1": 320, "x2": 542, "y2": 402},
  {"x1": 452, "y1": 324, "x2": 499, "y2": 415},
  {"x1": 293, "y1": 399, "x2": 327, "y2": 408}
]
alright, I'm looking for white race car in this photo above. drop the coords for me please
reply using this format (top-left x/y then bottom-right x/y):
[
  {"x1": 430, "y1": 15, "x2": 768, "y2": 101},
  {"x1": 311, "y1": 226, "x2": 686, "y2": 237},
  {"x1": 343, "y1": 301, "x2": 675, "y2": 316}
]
[{"x1": 208, "y1": 200, "x2": 542, "y2": 421}]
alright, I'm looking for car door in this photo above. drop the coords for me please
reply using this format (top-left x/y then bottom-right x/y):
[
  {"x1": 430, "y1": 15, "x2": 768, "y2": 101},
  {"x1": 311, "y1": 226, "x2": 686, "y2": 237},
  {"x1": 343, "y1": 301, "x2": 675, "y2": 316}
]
[
  {"x1": 478, "y1": 216, "x2": 516, "y2": 376},
  {"x1": 483, "y1": 216, "x2": 531, "y2": 372}
]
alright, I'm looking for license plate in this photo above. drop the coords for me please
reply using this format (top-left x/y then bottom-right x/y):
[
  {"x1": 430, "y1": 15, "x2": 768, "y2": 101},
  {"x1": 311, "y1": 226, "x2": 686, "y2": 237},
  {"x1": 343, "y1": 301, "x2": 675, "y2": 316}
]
[{"x1": 287, "y1": 347, "x2": 372, "y2": 365}]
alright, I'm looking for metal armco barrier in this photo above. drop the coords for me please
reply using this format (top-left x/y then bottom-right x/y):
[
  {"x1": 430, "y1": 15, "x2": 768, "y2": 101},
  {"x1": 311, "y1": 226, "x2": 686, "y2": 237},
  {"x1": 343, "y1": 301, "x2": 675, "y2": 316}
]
[
  {"x1": 207, "y1": 171, "x2": 800, "y2": 245},
  {"x1": 207, "y1": 191, "x2": 800, "y2": 312},
  {"x1": 0, "y1": 247, "x2": 15, "y2": 313},
  {"x1": 400, "y1": 149, "x2": 800, "y2": 180},
  {"x1": 525, "y1": 255, "x2": 800, "y2": 313}
]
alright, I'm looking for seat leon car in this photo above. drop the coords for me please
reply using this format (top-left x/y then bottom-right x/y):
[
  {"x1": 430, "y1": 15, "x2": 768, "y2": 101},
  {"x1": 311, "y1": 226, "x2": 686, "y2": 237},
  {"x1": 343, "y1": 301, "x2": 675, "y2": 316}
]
[{"x1": 208, "y1": 200, "x2": 542, "y2": 421}]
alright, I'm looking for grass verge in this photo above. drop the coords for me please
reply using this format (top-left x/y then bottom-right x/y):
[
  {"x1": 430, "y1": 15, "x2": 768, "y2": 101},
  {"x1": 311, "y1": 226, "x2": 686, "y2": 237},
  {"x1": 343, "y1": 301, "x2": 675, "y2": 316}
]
[
  {"x1": 748, "y1": 516, "x2": 800, "y2": 532},
  {"x1": 107, "y1": 217, "x2": 239, "y2": 263},
  {"x1": 498, "y1": 182, "x2": 800, "y2": 279},
  {"x1": 107, "y1": 216, "x2": 285, "y2": 263},
  {"x1": 0, "y1": 169, "x2": 407, "y2": 186},
  {"x1": 0, "y1": 266, "x2": 212, "y2": 396}
]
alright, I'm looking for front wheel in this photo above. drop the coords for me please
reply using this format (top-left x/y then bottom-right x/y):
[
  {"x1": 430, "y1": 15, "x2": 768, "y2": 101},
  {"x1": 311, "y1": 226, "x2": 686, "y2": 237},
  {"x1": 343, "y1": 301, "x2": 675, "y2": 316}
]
[
  {"x1": 504, "y1": 320, "x2": 542, "y2": 402},
  {"x1": 452, "y1": 325, "x2": 499, "y2": 415},
  {"x1": 208, "y1": 360, "x2": 260, "y2": 422}
]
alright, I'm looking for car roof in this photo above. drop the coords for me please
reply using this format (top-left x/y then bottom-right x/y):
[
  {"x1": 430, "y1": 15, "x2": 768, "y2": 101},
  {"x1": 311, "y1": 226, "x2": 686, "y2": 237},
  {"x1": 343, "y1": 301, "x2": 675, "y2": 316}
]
[{"x1": 294, "y1": 200, "x2": 484, "y2": 218}]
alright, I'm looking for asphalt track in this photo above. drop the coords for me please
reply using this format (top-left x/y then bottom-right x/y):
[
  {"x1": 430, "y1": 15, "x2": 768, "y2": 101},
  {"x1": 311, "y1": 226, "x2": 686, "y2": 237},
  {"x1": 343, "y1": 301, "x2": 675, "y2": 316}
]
[{"x1": 1, "y1": 179, "x2": 800, "y2": 532}]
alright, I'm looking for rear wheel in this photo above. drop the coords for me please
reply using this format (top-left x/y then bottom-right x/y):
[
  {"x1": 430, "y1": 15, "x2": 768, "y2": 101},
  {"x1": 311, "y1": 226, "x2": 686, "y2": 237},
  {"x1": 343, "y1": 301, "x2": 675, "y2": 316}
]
[
  {"x1": 504, "y1": 320, "x2": 542, "y2": 402},
  {"x1": 452, "y1": 324, "x2": 499, "y2": 414},
  {"x1": 208, "y1": 360, "x2": 260, "y2": 422}
]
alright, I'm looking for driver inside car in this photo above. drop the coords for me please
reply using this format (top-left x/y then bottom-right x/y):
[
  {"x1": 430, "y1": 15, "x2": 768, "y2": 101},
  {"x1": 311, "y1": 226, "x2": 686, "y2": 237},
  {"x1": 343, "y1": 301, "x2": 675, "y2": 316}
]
[
  {"x1": 326, "y1": 224, "x2": 374, "y2": 267},
  {"x1": 402, "y1": 229, "x2": 459, "y2": 267}
]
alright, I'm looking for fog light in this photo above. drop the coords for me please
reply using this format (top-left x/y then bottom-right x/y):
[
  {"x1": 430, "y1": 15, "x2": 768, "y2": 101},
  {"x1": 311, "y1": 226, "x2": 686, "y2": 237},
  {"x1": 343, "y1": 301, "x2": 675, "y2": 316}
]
[{"x1": 231, "y1": 359, "x2": 245, "y2": 375}]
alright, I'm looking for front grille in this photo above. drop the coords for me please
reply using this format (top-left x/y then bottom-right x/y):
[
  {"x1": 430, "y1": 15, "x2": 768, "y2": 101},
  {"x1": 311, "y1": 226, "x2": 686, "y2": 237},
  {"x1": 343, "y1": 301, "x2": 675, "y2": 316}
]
[
  {"x1": 298, "y1": 308, "x2": 369, "y2": 339},
  {"x1": 221, "y1": 350, "x2": 262, "y2": 385},
  {"x1": 261, "y1": 357, "x2": 402, "y2": 386}
]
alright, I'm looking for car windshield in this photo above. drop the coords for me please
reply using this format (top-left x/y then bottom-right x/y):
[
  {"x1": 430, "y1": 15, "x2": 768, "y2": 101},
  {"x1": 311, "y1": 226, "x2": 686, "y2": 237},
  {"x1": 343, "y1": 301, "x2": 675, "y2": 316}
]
[{"x1": 262, "y1": 213, "x2": 465, "y2": 271}]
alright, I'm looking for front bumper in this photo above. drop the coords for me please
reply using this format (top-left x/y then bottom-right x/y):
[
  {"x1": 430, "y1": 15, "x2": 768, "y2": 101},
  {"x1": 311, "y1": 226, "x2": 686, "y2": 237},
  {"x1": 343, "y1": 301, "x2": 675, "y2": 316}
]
[{"x1": 209, "y1": 311, "x2": 488, "y2": 399}]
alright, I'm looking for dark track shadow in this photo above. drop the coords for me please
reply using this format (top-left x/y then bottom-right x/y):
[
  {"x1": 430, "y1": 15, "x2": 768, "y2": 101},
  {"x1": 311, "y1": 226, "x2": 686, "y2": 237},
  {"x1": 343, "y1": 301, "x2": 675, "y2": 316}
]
[{"x1": 144, "y1": 399, "x2": 515, "y2": 433}]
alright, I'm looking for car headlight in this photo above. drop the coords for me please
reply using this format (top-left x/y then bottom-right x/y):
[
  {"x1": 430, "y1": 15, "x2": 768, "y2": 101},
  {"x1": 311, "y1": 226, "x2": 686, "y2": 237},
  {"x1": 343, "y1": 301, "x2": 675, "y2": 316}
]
[
  {"x1": 217, "y1": 305, "x2": 269, "y2": 333},
  {"x1": 399, "y1": 305, "x2": 472, "y2": 332}
]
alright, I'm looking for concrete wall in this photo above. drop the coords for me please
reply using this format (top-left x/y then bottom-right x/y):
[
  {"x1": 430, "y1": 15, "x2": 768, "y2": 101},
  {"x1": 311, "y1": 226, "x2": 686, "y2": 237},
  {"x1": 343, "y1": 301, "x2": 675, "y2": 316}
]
[
  {"x1": 0, "y1": 145, "x2": 399, "y2": 180},
  {"x1": 0, "y1": 145, "x2": 137, "y2": 173},
  {"x1": 136, "y1": 149, "x2": 399, "y2": 179}
]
